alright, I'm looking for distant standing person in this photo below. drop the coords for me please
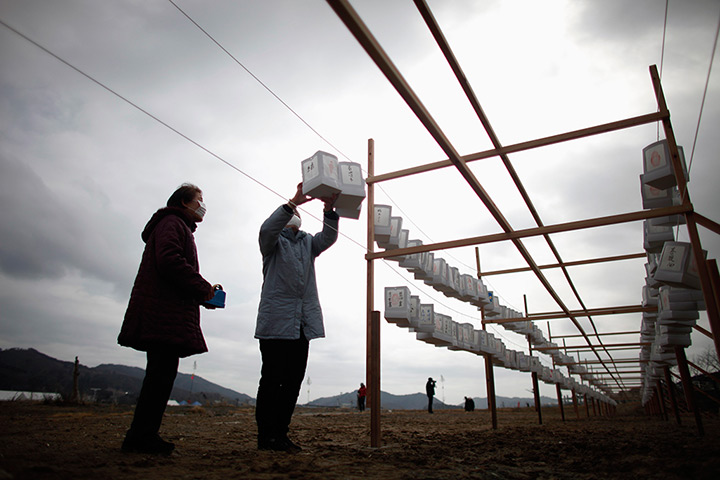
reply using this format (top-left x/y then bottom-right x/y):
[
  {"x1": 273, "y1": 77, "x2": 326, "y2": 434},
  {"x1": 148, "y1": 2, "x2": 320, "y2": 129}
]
[
  {"x1": 464, "y1": 396, "x2": 475, "y2": 412},
  {"x1": 118, "y1": 183, "x2": 216, "y2": 455},
  {"x1": 357, "y1": 383, "x2": 367, "y2": 412},
  {"x1": 426, "y1": 377, "x2": 437, "y2": 414},
  {"x1": 254, "y1": 183, "x2": 339, "y2": 452}
]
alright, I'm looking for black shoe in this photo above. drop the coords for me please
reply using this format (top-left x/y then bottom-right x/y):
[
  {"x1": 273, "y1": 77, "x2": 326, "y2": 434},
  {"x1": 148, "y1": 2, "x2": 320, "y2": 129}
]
[
  {"x1": 122, "y1": 433, "x2": 175, "y2": 455},
  {"x1": 258, "y1": 436, "x2": 301, "y2": 453},
  {"x1": 280, "y1": 436, "x2": 302, "y2": 453},
  {"x1": 258, "y1": 437, "x2": 287, "y2": 452}
]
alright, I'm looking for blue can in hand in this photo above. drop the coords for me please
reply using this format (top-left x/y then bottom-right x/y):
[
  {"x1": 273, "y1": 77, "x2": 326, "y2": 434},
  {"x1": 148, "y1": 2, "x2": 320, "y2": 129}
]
[{"x1": 204, "y1": 284, "x2": 226, "y2": 309}]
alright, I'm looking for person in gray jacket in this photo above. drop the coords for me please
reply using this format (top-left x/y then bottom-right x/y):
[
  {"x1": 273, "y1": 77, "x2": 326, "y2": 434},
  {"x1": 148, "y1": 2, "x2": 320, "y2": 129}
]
[{"x1": 255, "y1": 183, "x2": 339, "y2": 452}]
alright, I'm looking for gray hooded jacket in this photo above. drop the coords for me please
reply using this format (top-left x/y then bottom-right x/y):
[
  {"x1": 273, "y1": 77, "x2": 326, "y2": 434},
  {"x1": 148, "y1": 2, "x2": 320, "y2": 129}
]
[{"x1": 255, "y1": 204, "x2": 339, "y2": 340}]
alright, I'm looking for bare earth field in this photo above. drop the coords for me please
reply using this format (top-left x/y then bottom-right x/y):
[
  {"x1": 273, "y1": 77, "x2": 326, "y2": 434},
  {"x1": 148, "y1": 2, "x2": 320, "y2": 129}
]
[{"x1": 1, "y1": 402, "x2": 719, "y2": 479}]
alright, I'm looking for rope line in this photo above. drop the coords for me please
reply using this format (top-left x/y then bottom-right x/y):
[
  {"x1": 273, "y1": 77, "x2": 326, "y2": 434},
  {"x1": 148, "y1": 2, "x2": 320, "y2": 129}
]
[
  {"x1": 166, "y1": 0, "x2": 352, "y2": 164},
  {"x1": 688, "y1": 7, "x2": 720, "y2": 174},
  {"x1": 657, "y1": 0, "x2": 669, "y2": 141}
]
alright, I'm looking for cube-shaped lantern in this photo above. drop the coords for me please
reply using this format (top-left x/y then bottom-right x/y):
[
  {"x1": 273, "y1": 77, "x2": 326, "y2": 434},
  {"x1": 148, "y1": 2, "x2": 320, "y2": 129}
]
[
  {"x1": 415, "y1": 304, "x2": 435, "y2": 333},
  {"x1": 653, "y1": 241, "x2": 704, "y2": 289},
  {"x1": 640, "y1": 180, "x2": 680, "y2": 210},
  {"x1": 641, "y1": 140, "x2": 688, "y2": 190},
  {"x1": 406, "y1": 295, "x2": 420, "y2": 330},
  {"x1": 399, "y1": 239, "x2": 423, "y2": 270},
  {"x1": 301, "y1": 151, "x2": 341, "y2": 198},
  {"x1": 378, "y1": 216, "x2": 403, "y2": 249},
  {"x1": 387, "y1": 229, "x2": 409, "y2": 263},
  {"x1": 643, "y1": 220, "x2": 674, "y2": 253},
  {"x1": 334, "y1": 162, "x2": 366, "y2": 218},
  {"x1": 373, "y1": 204, "x2": 392, "y2": 245},
  {"x1": 414, "y1": 252, "x2": 434, "y2": 281},
  {"x1": 384, "y1": 286, "x2": 411, "y2": 325}
]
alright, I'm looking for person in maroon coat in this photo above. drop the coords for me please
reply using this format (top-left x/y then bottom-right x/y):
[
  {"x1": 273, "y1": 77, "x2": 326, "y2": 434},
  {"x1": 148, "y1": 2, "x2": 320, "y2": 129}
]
[{"x1": 118, "y1": 183, "x2": 216, "y2": 455}]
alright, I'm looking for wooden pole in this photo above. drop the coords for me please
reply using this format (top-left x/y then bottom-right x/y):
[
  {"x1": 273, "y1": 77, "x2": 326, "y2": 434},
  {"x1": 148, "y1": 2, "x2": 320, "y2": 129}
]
[
  {"x1": 674, "y1": 347, "x2": 704, "y2": 437},
  {"x1": 476, "y1": 247, "x2": 497, "y2": 430},
  {"x1": 706, "y1": 258, "x2": 720, "y2": 358},
  {"x1": 572, "y1": 389, "x2": 580, "y2": 420},
  {"x1": 584, "y1": 394, "x2": 590, "y2": 417},
  {"x1": 649, "y1": 64, "x2": 720, "y2": 359},
  {"x1": 548, "y1": 321, "x2": 565, "y2": 421},
  {"x1": 370, "y1": 310, "x2": 381, "y2": 446},
  {"x1": 663, "y1": 366, "x2": 681, "y2": 425},
  {"x1": 655, "y1": 380, "x2": 668, "y2": 422},
  {"x1": 556, "y1": 384, "x2": 565, "y2": 422},
  {"x1": 525, "y1": 295, "x2": 542, "y2": 425},
  {"x1": 366, "y1": 139, "x2": 380, "y2": 447}
]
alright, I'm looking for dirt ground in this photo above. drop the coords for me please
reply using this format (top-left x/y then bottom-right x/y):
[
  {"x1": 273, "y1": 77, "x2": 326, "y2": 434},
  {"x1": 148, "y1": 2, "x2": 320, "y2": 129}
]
[{"x1": 1, "y1": 402, "x2": 719, "y2": 480}]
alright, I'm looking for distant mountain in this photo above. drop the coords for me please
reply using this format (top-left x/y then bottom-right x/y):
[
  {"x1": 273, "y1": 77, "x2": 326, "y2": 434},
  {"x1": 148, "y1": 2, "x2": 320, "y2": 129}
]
[
  {"x1": 308, "y1": 391, "x2": 458, "y2": 410},
  {"x1": 0, "y1": 348, "x2": 560, "y2": 410},
  {"x1": 306, "y1": 391, "x2": 558, "y2": 410},
  {"x1": 0, "y1": 348, "x2": 253, "y2": 405}
]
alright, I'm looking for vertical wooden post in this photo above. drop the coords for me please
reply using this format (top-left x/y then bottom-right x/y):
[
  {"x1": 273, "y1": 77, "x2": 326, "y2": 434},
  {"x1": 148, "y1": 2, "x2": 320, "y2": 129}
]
[
  {"x1": 525, "y1": 295, "x2": 542, "y2": 425},
  {"x1": 675, "y1": 346, "x2": 704, "y2": 436},
  {"x1": 370, "y1": 310, "x2": 381, "y2": 447},
  {"x1": 485, "y1": 352, "x2": 497, "y2": 429},
  {"x1": 591, "y1": 397, "x2": 597, "y2": 416},
  {"x1": 572, "y1": 389, "x2": 580, "y2": 420},
  {"x1": 649, "y1": 65, "x2": 720, "y2": 359},
  {"x1": 706, "y1": 259, "x2": 720, "y2": 358},
  {"x1": 366, "y1": 139, "x2": 380, "y2": 447},
  {"x1": 655, "y1": 385, "x2": 668, "y2": 421},
  {"x1": 663, "y1": 365, "x2": 681, "y2": 425},
  {"x1": 584, "y1": 394, "x2": 590, "y2": 417},
  {"x1": 548, "y1": 321, "x2": 564, "y2": 421},
  {"x1": 476, "y1": 247, "x2": 497, "y2": 430},
  {"x1": 556, "y1": 384, "x2": 565, "y2": 421}
]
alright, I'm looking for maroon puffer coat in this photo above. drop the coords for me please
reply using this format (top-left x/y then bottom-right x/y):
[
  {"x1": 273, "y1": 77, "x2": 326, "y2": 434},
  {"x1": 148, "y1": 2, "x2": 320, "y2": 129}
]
[{"x1": 118, "y1": 207, "x2": 213, "y2": 357}]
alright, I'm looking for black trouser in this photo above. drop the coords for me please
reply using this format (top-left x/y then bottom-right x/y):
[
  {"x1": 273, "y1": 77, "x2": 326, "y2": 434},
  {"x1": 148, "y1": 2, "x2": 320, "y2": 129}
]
[
  {"x1": 358, "y1": 396, "x2": 365, "y2": 411},
  {"x1": 255, "y1": 334, "x2": 309, "y2": 441},
  {"x1": 427, "y1": 394, "x2": 433, "y2": 413},
  {"x1": 129, "y1": 350, "x2": 179, "y2": 438}
]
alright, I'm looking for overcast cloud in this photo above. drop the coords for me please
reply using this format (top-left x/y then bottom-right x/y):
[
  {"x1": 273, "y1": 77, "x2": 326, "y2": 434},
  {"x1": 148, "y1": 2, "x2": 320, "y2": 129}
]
[{"x1": 1, "y1": 0, "x2": 718, "y2": 405}]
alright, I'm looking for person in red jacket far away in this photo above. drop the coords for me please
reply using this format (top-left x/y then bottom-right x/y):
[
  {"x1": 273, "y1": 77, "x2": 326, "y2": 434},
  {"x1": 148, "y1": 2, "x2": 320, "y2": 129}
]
[{"x1": 357, "y1": 383, "x2": 367, "y2": 412}]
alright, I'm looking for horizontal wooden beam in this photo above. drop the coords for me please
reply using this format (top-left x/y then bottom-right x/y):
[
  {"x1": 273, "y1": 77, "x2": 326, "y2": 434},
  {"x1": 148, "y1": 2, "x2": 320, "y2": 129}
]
[
  {"x1": 562, "y1": 358, "x2": 646, "y2": 365},
  {"x1": 487, "y1": 305, "x2": 655, "y2": 324},
  {"x1": 530, "y1": 305, "x2": 655, "y2": 321},
  {"x1": 551, "y1": 331, "x2": 640, "y2": 339},
  {"x1": 367, "y1": 204, "x2": 691, "y2": 260},
  {"x1": 694, "y1": 212, "x2": 720, "y2": 236},
  {"x1": 367, "y1": 111, "x2": 666, "y2": 184},
  {"x1": 535, "y1": 342, "x2": 650, "y2": 351},
  {"x1": 479, "y1": 252, "x2": 646, "y2": 277},
  {"x1": 582, "y1": 371, "x2": 644, "y2": 375},
  {"x1": 567, "y1": 346, "x2": 645, "y2": 353}
]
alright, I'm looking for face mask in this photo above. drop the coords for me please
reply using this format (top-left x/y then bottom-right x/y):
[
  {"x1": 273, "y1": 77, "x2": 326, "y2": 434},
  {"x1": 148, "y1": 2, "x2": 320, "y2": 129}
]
[
  {"x1": 286, "y1": 214, "x2": 301, "y2": 230},
  {"x1": 194, "y1": 200, "x2": 207, "y2": 220}
]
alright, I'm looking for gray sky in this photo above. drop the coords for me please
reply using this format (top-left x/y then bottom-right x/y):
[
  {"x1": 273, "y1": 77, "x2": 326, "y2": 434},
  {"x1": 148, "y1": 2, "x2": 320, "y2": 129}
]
[{"x1": 1, "y1": 0, "x2": 718, "y2": 405}]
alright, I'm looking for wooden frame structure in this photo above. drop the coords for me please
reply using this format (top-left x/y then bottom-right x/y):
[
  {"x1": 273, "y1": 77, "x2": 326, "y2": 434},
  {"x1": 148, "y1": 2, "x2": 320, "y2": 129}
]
[{"x1": 325, "y1": 0, "x2": 720, "y2": 445}]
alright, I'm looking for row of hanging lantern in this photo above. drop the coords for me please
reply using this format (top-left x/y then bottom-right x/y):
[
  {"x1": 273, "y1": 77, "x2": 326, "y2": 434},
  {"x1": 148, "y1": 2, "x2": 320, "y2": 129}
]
[
  {"x1": 377, "y1": 204, "x2": 614, "y2": 403},
  {"x1": 639, "y1": 140, "x2": 706, "y2": 405},
  {"x1": 383, "y1": 285, "x2": 613, "y2": 402}
]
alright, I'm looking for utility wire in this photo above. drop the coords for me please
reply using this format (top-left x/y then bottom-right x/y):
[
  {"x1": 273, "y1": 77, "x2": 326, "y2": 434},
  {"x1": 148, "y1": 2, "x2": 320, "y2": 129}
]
[
  {"x1": 658, "y1": 0, "x2": 669, "y2": 141},
  {"x1": 688, "y1": 7, "x2": 720, "y2": 174},
  {"x1": 166, "y1": 0, "x2": 351, "y2": 163},
  {"x1": 165, "y1": 2, "x2": 525, "y2": 330}
]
